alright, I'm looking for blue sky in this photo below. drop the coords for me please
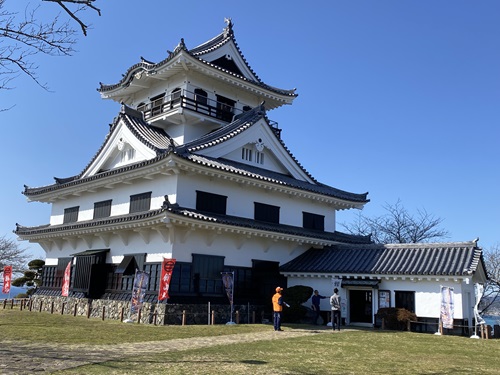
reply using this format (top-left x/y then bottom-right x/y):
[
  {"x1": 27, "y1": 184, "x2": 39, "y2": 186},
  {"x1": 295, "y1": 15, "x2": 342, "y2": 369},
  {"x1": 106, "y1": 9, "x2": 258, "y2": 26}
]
[{"x1": 1, "y1": 1, "x2": 499, "y2": 260}]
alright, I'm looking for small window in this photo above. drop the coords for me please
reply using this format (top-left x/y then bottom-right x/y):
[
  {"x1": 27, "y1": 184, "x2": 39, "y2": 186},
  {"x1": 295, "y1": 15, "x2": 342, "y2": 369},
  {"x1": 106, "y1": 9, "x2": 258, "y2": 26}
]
[
  {"x1": 255, "y1": 151, "x2": 264, "y2": 165},
  {"x1": 120, "y1": 148, "x2": 135, "y2": 164},
  {"x1": 303, "y1": 212, "x2": 325, "y2": 231},
  {"x1": 242, "y1": 105, "x2": 252, "y2": 112},
  {"x1": 130, "y1": 192, "x2": 152, "y2": 213},
  {"x1": 94, "y1": 200, "x2": 112, "y2": 219},
  {"x1": 242, "y1": 148, "x2": 252, "y2": 162},
  {"x1": 395, "y1": 291, "x2": 415, "y2": 313},
  {"x1": 196, "y1": 191, "x2": 227, "y2": 215},
  {"x1": 63, "y1": 206, "x2": 79, "y2": 224},
  {"x1": 194, "y1": 88, "x2": 208, "y2": 106},
  {"x1": 254, "y1": 202, "x2": 280, "y2": 224},
  {"x1": 150, "y1": 93, "x2": 165, "y2": 116},
  {"x1": 171, "y1": 88, "x2": 181, "y2": 101}
]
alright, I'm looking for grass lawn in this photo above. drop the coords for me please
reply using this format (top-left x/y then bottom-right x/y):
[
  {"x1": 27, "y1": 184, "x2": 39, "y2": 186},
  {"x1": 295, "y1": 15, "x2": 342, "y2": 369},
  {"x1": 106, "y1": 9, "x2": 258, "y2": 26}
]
[{"x1": 1, "y1": 309, "x2": 499, "y2": 374}]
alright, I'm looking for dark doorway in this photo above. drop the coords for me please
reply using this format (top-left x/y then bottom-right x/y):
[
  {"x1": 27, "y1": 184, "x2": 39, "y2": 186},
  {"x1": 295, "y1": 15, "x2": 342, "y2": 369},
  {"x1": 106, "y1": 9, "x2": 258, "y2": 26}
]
[{"x1": 349, "y1": 290, "x2": 372, "y2": 323}]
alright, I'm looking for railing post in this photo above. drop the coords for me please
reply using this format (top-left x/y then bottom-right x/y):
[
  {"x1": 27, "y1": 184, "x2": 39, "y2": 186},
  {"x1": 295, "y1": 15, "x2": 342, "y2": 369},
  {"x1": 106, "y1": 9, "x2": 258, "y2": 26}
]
[
  {"x1": 50, "y1": 301, "x2": 54, "y2": 314},
  {"x1": 11, "y1": 299, "x2": 14, "y2": 309},
  {"x1": 87, "y1": 303, "x2": 91, "y2": 319},
  {"x1": 61, "y1": 302, "x2": 65, "y2": 315},
  {"x1": 211, "y1": 310, "x2": 215, "y2": 325},
  {"x1": 120, "y1": 307, "x2": 124, "y2": 322},
  {"x1": 182, "y1": 310, "x2": 186, "y2": 326},
  {"x1": 3, "y1": 299, "x2": 6, "y2": 309},
  {"x1": 236, "y1": 310, "x2": 240, "y2": 324},
  {"x1": 137, "y1": 308, "x2": 142, "y2": 324},
  {"x1": 74, "y1": 302, "x2": 78, "y2": 317},
  {"x1": 102, "y1": 306, "x2": 106, "y2": 321},
  {"x1": 252, "y1": 311, "x2": 256, "y2": 324},
  {"x1": 39, "y1": 300, "x2": 43, "y2": 313}
]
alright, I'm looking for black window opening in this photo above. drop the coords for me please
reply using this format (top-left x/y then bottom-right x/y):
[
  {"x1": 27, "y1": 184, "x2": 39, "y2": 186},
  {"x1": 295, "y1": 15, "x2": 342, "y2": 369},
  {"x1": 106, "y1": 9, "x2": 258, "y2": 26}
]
[
  {"x1": 63, "y1": 206, "x2": 79, "y2": 224},
  {"x1": 93, "y1": 200, "x2": 112, "y2": 219},
  {"x1": 171, "y1": 88, "x2": 182, "y2": 108},
  {"x1": 254, "y1": 202, "x2": 280, "y2": 224},
  {"x1": 192, "y1": 254, "x2": 225, "y2": 294},
  {"x1": 129, "y1": 192, "x2": 152, "y2": 214},
  {"x1": 196, "y1": 191, "x2": 227, "y2": 215},
  {"x1": 216, "y1": 95, "x2": 236, "y2": 122},
  {"x1": 54, "y1": 257, "x2": 72, "y2": 288},
  {"x1": 395, "y1": 291, "x2": 415, "y2": 313},
  {"x1": 150, "y1": 93, "x2": 165, "y2": 116},
  {"x1": 115, "y1": 253, "x2": 146, "y2": 276},
  {"x1": 194, "y1": 88, "x2": 208, "y2": 106},
  {"x1": 303, "y1": 212, "x2": 325, "y2": 231},
  {"x1": 71, "y1": 249, "x2": 109, "y2": 298}
]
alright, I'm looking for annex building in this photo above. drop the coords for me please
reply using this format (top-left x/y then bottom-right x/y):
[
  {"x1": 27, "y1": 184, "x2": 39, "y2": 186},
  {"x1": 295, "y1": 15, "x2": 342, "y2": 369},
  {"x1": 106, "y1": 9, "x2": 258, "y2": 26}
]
[{"x1": 15, "y1": 20, "x2": 487, "y2": 329}]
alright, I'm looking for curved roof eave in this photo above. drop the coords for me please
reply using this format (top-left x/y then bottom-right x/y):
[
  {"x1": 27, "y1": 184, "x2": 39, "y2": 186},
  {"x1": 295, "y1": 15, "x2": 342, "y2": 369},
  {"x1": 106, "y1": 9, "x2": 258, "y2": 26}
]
[{"x1": 97, "y1": 33, "x2": 297, "y2": 102}]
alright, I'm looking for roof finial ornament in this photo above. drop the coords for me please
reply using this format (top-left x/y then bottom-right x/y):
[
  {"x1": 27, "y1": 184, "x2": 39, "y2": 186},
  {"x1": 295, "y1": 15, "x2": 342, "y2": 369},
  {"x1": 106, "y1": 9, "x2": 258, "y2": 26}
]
[{"x1": 223, "y1": 17, "x2": 233, "y2": 37}]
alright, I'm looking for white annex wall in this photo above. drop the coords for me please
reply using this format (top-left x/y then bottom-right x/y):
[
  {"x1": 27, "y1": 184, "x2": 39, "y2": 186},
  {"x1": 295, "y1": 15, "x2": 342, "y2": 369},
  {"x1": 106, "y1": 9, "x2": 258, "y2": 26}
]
[{"x1": 287, "y1": 276, "x2": 474, "y2": 322}]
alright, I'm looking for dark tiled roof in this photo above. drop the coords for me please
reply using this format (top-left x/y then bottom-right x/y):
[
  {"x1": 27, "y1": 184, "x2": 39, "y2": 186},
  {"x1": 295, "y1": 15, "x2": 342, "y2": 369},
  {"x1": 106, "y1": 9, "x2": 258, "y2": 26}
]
[
  {"x1": 15, "y1": 203, "x2": 371, "y2": 246},
  {"x1": 25, "y1": 105, "x2": 173, "y2": 196},
  {"x1": 280, "y1": 240, "x2": 484, "y2": 276},
  {"x1": 15, "y1": 209, "x2": 166, "y2": 236},
  {"x1": 176, "y1": 105, "x2": 368, "y2": 203},
  {"x1": 97, "y1": 22, "x2": 297, "y2": 98},
  {"x1": 189, "y1": 19, "x2": 261, "y2": 83},
  {"x1": 164, "y1": 203, "x2": 372, "y2": 245},
  {"x1": 24, "y1": 105, "x2": 368, "y2": 205}
]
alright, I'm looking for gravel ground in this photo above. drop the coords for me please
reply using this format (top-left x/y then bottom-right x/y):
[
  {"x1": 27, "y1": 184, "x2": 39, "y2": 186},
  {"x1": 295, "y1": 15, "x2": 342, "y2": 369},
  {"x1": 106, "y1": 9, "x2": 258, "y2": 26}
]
[{"x1": 0, "y1": 328, "x2": 334, "y2": 374}]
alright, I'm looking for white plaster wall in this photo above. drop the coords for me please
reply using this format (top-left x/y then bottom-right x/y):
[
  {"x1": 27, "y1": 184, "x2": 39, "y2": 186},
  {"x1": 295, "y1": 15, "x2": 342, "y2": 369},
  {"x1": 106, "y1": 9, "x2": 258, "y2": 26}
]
[
  {"x1": 170, "y1": 228, "x2": 308, "y2": 266},
  {"x1": 50, "y1": 175, "x2": 177, "y2": 225},
  {"x1": 176, "y1": 172, "x2": 336, "y2": 231}
]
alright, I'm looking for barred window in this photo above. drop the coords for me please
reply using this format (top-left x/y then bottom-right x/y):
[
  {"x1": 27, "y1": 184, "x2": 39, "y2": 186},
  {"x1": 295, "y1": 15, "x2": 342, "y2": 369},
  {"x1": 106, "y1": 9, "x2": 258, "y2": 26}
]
[
  {"x1": 130, "y1": 192, "x2": 152, "y2": 213},
  {"x1": 63, "y1": 206, "x2": 79, "y2": 224},
  {"x1": 93, "y1": 200, "x2": 112, "y2": 219}
]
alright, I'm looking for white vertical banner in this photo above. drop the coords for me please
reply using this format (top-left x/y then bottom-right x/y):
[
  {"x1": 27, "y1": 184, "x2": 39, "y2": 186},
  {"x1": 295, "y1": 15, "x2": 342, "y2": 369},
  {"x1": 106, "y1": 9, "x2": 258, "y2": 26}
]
[
  {"x1": 331, "y1": 276, "x2": 341, "y2": 290},
  {"x1": 440, "y1": 286, "x2": 454, "y2": 329},
  {"x1": 473, "y1": 283, "x2": 485, "y2": 325}
]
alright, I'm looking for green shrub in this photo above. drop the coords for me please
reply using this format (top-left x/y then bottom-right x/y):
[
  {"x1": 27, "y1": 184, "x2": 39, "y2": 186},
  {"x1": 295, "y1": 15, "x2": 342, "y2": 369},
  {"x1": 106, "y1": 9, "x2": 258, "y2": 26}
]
[{"x1": 282, "y1": 285, "x2": 313, "y2": 323}]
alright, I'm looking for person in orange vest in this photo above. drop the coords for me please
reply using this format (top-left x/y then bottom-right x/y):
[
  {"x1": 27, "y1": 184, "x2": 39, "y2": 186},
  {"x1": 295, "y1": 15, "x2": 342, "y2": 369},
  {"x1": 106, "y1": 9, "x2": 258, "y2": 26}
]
[{"x1": 272, "y1": 286, "x2": 290, "y2": 331}]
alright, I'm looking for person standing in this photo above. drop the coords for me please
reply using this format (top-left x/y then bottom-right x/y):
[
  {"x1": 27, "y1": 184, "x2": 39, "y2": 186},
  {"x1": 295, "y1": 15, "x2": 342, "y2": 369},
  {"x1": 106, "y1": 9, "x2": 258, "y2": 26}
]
[
  {"x1": 272, "y1": 286, "x2": 289, "y2": 331},
  {"x1": 330, "y1": 288, "x2": 341, "y2": 331},
  {"x1": 311, "y1": 290, "x2": 327, "y2": 325}
]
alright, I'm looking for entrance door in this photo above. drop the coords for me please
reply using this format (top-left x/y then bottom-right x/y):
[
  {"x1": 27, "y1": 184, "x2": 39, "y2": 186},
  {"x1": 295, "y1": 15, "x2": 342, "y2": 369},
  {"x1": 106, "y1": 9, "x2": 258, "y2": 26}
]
[{"x1": 349, "y1": 290, "x2": 373, "y2": 323}]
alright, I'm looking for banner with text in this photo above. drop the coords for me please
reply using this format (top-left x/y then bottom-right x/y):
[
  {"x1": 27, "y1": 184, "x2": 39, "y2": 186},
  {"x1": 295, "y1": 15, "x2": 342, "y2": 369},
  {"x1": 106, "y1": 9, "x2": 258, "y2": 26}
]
[
  {"x1": 61, "y1": 261, "x2": 72, "y2": 297},
  {"x1": 440, "y1": 286, "x2": 454, "y2": 329},
  {"x1": 2, "y1": 265, "x2": 12, "y2": 294},
  {"x1": 221, "y1": 272, "x2": 234, "y2": 306},
  {"x1": 130, "y1": 270, "x2": 150, "y2": 318},
  {"x1": 158, "y1": 258, "x2": 176, "y2": 301}
]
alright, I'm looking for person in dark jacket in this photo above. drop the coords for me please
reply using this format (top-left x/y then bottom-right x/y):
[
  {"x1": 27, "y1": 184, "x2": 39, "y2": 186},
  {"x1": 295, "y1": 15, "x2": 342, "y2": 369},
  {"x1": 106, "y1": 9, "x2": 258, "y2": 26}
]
[
  {"x1": 311, "y1": 290, "x2": 327, "y2": 325},
  {"x1": 272, "y1": 286, "x2": 289, "y2": 331}
]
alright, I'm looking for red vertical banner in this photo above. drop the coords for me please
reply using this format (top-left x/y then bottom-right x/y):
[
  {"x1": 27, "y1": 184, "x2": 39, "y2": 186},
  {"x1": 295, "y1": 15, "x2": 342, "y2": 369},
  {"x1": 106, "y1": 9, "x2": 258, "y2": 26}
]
[
  {"x1": 61, "y1": 261, "x2": 72, "y2": 297},
  {"x1": 158, "y1": 258, "x2": 176, "y2": 301},
  {"x1": 2, "y1": 266, "x2": 12, "y2": 294}
]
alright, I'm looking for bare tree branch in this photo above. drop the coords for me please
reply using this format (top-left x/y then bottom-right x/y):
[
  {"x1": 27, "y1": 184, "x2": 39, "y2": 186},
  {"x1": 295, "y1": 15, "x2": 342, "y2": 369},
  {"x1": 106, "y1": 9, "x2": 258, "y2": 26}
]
[
  {"x1": 340, "y1": 199, "x2": 449, "y2": 244},
  {"x1": 0, "y1": 235, "x2": 30, "y2": 273},
  {"x1": 0, "y1": 0, "x2": 101, "y2": 93}
]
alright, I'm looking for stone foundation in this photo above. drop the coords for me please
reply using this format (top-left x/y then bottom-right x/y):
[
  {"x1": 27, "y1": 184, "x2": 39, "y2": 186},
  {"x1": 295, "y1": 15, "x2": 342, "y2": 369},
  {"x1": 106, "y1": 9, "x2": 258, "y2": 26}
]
[{"x1": 23, "y1": 296, "x2": 265, "y2": 325}]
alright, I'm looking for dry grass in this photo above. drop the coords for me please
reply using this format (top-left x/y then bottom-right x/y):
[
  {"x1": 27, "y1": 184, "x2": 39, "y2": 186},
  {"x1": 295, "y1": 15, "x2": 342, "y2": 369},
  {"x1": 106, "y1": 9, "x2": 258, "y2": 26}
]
[{"x1": 1, "y1": 308, "x2": 499, "y2": 374}]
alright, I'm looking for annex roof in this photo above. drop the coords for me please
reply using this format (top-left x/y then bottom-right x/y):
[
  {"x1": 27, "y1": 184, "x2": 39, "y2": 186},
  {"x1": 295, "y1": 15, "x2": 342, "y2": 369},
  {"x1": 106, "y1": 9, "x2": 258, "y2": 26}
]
[{"x1": 280, "y1": 239, "x2": 486, "y2": 277}]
